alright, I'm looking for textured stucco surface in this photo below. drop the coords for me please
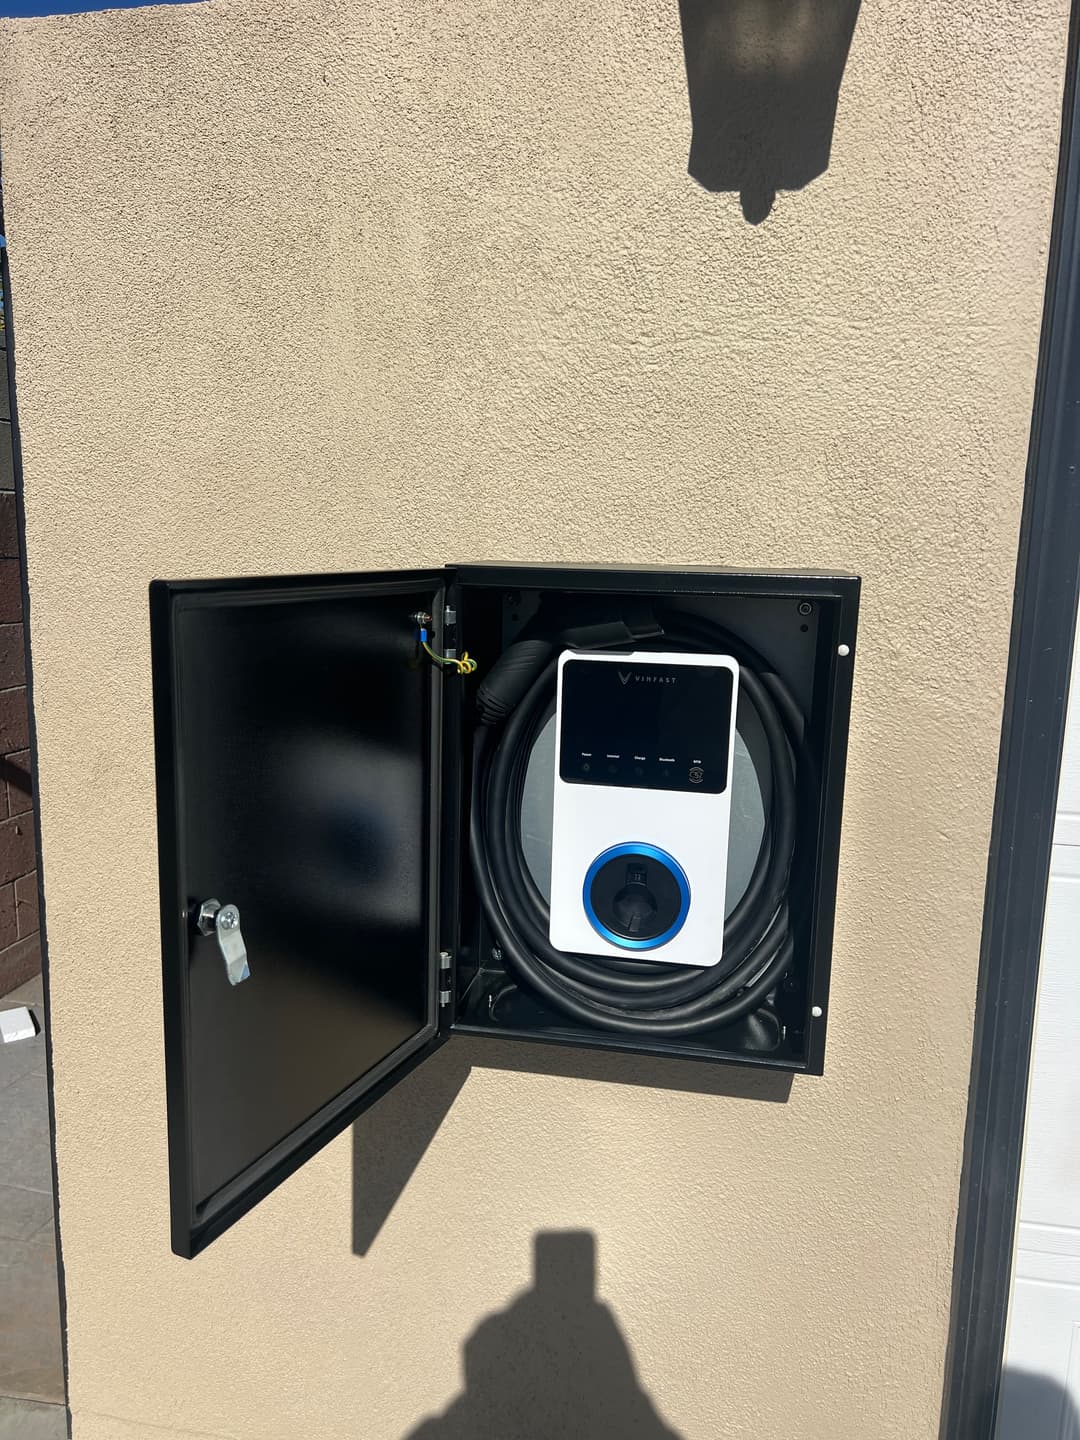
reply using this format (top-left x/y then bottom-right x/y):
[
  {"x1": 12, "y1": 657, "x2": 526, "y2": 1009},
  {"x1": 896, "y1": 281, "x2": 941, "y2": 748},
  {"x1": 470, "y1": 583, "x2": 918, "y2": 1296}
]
[{"x1": 0, "y1": 2, "x2": 1069, "y2": 1436}]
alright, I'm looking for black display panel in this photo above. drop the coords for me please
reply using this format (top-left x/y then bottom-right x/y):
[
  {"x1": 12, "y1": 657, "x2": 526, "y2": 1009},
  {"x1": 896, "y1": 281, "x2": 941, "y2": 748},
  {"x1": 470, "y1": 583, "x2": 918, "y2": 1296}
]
[{"x1": 558, "y1": 657, "x2": 735, "y2": 794}]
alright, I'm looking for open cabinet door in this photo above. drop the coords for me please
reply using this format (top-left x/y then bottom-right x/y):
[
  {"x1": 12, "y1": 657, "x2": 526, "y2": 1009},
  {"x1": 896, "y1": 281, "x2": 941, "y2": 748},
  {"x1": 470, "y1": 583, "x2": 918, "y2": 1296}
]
[{"x1": 150, "y1": 570, "x2": 450, "y2": 1256}]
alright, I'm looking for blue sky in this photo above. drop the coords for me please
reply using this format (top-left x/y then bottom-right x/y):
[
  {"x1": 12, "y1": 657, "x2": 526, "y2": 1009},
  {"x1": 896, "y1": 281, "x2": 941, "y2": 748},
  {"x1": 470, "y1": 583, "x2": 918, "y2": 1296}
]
[{"x1": 1, "y1": 0, "x2": 200, "y2": 13}]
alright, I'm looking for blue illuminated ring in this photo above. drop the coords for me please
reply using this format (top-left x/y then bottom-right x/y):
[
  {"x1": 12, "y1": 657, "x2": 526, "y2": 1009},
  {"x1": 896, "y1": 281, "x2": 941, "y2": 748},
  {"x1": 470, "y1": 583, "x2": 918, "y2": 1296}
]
[{"x1": 582, "y1": 842, "x2": 691, "y2": 951}]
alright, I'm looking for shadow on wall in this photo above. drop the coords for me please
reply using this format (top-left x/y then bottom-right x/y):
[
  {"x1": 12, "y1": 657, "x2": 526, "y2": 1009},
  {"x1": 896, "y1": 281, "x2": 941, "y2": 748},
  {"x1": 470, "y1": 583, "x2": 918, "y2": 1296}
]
[
  {"x1": 352, "y1": 1035, "x2": 791, "y2": 1255},
  {"x1": 997, "y1": 1370, "x2": 1080, "y2": 1440},
  {"x1": 679, "y1": 0, "x2": 862, "y2": 222},
  {"x1": 404, "y1": 1231, "x2": 683, "y2": 1439}
]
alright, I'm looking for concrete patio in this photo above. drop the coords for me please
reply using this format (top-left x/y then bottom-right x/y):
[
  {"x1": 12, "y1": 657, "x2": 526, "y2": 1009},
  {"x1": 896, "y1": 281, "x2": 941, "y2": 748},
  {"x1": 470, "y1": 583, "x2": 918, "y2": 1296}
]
[{"x1": 0, "y1": 973, "x2": 65, "y2": 1437}]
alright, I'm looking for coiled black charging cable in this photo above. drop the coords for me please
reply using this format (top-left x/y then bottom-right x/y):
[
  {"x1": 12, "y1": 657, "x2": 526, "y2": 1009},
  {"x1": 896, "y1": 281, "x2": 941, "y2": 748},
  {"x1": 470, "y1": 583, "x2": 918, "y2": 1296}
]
[{"x1": 468, "y1": 611, "x2": 808, "y2": 1037}]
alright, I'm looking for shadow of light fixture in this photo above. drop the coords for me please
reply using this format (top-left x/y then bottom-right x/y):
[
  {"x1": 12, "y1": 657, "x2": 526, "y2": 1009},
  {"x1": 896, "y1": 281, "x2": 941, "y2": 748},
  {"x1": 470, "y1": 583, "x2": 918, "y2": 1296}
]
[{"x1": 678, "y1": 0, "x2": 862, "y2": 222}]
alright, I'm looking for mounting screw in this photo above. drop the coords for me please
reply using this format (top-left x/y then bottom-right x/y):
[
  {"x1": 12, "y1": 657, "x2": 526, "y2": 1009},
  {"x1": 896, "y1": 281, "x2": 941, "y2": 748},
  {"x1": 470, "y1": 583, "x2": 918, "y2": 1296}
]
[
  {"x1": 491, "y1": 947, "x2": 503, "y2": 963},
  {"x1": 217, "y1": 906, "x2": 240, "y2": 932},
  {"x1": 797, "y1": 601, "x2": 813, "y2": 616},
  {"x1": 811, "y1": 1005, "x2": 824, "y2": 1019},
  {"x1": 837, "y1": 643, "x2": 851, "y2": 657}
]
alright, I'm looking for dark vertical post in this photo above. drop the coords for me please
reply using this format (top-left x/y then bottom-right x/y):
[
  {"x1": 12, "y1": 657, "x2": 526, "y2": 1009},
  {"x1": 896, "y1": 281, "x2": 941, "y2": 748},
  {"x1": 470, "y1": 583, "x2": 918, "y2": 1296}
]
[{"x1": 941, "y1": 4, "x2": 1080, "y2": 1434}]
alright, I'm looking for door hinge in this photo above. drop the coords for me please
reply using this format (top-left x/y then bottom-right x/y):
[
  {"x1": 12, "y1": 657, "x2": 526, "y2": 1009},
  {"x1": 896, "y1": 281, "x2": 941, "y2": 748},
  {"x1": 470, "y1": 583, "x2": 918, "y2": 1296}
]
[
  {"x1": 438, "y1": 949, "x2": 453, "y2": 1007},
  {"x1": 441, "y1": 605, "x2": 459, "y2": 661}
]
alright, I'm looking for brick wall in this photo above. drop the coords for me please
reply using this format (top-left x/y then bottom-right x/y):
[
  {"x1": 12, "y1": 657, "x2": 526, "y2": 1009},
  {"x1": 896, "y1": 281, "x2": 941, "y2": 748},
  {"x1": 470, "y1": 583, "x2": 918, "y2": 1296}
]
[{"x1": 0, "y1": 263, "x2": 40, "y2": 996}]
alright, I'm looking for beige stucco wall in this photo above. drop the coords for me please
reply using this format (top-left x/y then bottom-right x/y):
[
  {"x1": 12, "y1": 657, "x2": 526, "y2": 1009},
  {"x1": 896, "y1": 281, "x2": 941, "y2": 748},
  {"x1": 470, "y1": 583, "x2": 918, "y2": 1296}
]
[{"x1": 0, "y1": 2, "x2": 1068, "y2": 1436}]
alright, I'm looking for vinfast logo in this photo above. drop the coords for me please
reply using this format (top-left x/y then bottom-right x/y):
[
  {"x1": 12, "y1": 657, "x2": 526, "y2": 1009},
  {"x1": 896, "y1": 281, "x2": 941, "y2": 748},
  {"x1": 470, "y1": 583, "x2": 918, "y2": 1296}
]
[{"x1": 617, "y1": 671, "x2": 676, "y2": 685}]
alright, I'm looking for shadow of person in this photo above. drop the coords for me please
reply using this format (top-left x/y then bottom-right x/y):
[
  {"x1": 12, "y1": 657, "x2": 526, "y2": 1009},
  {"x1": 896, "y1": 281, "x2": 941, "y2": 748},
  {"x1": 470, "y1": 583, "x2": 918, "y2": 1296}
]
[
  {"x1": 997, "y1": 1368, "x2": 1080, "y2": 1439},
  {"x1": 405, "y1": 1232, "x2": 684, "y2": 1439},
  {"x1": 679, "y1": 0, "x2": 862, "y2": 222}
]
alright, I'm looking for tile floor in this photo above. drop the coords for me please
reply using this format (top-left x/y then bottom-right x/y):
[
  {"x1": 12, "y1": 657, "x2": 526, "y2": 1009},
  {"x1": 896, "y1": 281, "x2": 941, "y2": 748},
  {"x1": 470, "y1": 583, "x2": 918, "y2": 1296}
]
[{"x1": 0, "y1": 974, "x2": 66, "y2": 1438}]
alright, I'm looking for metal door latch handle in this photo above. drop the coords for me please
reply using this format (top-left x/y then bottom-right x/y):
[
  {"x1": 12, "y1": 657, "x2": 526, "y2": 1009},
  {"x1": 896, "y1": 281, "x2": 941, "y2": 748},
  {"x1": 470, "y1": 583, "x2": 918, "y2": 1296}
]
[{"x1": 196, "y1": 899, "x2": 250, "y2": 986}]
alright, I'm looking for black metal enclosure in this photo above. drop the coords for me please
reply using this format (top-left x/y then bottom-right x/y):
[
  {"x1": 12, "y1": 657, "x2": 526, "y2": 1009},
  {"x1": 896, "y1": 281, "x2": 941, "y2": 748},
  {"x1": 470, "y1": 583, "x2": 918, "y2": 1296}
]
[{"x1": 150, "y1": 563, "x2": 859, "y2": 1256}]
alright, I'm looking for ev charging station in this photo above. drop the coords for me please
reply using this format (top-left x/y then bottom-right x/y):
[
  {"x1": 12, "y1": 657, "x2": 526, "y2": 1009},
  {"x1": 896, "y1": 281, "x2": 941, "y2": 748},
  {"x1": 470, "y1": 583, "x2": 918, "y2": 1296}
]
[
  {"x1": 150, "y1": 563, "x2": 859, "y2": 1256},
  {"x1": 549, "y1": 649, "x2": 739, "y2": 966}
]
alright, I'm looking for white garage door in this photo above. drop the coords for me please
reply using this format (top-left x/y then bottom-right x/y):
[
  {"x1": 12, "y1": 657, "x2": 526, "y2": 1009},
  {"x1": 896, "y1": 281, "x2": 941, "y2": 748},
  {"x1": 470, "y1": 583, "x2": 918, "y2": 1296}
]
[{"x1": 1000, "y1": 597, "x2": 1080, "y2": 1438}]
